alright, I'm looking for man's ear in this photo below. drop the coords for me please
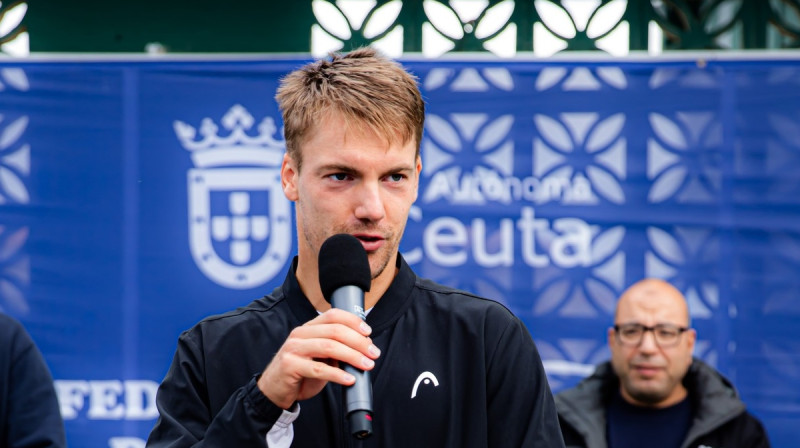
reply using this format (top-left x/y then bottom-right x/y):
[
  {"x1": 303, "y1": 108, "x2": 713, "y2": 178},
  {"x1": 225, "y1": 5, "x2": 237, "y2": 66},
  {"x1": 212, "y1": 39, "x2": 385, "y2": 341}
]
[
  {"x1": 686, "y1": 328, "x2": 697, "y2": 351},
  {"x1": 281, "y1": 154, "x2": 298, "y2": 202},
  {"x1": 413, "y1": 155, "x2": 422, "y2": 201}
]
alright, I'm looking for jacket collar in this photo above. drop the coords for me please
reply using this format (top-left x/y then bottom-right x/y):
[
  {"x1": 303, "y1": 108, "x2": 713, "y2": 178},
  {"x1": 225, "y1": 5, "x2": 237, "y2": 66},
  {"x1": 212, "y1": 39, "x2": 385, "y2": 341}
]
[
  {"x1": 555, "y1": 359, "x2": 747, "y2": 448},
  {"x1": 281, "y1": 253, "x2": 416, "y2": 332},
  {"x1": 681, "y1": 359, "x2": 746, "y2": 445}
]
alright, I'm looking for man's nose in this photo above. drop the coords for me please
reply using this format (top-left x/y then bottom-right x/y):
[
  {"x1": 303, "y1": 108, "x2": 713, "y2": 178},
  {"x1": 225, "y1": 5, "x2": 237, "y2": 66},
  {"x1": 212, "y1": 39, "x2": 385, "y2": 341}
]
[
  {"x1": 638, "y1": 330, "x2": 659, "y2": 352},
  {"x1": 354, "y1": 181, "x2": 385, "y2": 221}
]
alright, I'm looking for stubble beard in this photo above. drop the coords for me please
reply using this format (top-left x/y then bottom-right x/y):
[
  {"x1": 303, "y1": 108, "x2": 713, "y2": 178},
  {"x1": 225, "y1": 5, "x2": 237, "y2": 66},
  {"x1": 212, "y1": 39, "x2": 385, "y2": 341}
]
[
  {"x1": 303, "y1": 221, "x2": 400, "y2": 280},
  {"x1": 621, "y1": 375, "x2": 673, "y2": 406},
  {"x1": 368, "y1": 234, "x2": 398, "y2": 280}
]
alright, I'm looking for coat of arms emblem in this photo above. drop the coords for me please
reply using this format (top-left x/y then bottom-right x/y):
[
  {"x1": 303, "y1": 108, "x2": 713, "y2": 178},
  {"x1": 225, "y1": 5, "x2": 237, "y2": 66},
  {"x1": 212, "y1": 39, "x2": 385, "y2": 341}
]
[{"x1": 174, "y1": 105, "x2": 291, "y2": 289}]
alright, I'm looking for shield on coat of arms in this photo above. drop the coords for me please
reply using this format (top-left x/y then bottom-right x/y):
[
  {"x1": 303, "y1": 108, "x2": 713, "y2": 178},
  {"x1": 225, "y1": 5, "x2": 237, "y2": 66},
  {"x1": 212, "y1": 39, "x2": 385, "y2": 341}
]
[{"x1": 187, "y1": 167, "x2": 291, "y2": 289}]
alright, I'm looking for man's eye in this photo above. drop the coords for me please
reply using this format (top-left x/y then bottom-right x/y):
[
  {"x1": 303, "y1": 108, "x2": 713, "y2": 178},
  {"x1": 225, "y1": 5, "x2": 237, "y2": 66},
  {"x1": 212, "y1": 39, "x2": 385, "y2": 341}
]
[
  {"x1": 658, "y1": 329, "x2": 677, "y2": 338},
  {"x1": 388, "y1": 173, "x2": 405, "y2": 182},
  {"x1": 329, "y1": 173, "x2": 348, "y2": 181},
  {"x1": 620, "y1": 326, "x2": 642, "y2": 337}
]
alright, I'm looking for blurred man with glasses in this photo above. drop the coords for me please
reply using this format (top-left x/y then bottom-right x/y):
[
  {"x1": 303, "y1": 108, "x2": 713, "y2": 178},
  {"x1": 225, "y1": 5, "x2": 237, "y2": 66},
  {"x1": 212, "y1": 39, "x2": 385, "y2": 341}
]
[{"x1": 554, "y1": 278, "x2": 770, "y2": 448}]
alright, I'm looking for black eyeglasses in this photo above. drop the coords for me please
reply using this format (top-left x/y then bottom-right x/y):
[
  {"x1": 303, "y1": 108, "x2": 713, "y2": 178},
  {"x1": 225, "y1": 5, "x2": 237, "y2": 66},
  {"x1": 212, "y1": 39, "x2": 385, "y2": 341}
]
[{"x1": 613, "y1": 323, "x2": 690, "y2": 347}]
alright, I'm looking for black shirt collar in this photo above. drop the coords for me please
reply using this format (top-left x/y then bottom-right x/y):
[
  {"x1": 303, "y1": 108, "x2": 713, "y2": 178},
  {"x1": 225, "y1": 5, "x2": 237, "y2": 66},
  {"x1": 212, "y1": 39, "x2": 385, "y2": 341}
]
[{"x1": 282, "y1": 254, "x2": 416, "y2": 332}]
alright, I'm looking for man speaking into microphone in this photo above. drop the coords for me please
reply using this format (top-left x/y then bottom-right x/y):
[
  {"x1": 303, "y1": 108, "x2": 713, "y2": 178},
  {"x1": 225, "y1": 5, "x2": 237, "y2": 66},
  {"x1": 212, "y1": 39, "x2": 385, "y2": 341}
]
[{"x1": 146, "y1": 47, "x2": 564, "y2": 448}]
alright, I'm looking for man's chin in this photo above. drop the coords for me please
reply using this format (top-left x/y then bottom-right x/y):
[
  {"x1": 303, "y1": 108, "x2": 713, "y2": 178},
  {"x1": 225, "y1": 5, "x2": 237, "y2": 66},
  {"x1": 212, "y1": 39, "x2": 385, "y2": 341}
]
[
  {"x1": 368, "y1": 253, "x2": 391, "y2": 280},
  {"x1": 627, "y1": 385, "x2": 669, "y2": 405}
]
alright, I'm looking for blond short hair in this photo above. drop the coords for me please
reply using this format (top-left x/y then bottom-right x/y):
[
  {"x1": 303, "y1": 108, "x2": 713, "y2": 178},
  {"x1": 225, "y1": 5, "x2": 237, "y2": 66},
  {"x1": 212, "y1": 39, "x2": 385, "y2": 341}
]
[{"x1": 275, "y1": 47, "x2": 425, "y2": 170}]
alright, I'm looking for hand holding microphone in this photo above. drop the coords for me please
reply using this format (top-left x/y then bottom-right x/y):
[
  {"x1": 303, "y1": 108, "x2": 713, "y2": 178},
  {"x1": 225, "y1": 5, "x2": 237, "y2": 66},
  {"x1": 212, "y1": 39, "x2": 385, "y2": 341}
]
[
  {"x1": 257, "y1": 234, "x2": 378, "y2": 429},
  {"x1": 318, "y1": 234, "x2": 375, "y2": 439}
]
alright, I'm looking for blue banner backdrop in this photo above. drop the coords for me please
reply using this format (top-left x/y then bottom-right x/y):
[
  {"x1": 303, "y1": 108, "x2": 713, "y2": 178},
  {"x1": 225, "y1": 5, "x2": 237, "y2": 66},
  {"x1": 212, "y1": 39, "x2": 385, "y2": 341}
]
[{"x1": 0, "y1": 56, "x2": 798, "y2": 447}]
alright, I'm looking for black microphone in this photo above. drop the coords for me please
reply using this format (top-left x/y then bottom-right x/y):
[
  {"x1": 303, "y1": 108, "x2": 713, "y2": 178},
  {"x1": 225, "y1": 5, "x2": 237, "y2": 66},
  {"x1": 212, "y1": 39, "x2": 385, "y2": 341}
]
[{"x1": 318, "y1": 234, "x2": 373, "y2": 439}]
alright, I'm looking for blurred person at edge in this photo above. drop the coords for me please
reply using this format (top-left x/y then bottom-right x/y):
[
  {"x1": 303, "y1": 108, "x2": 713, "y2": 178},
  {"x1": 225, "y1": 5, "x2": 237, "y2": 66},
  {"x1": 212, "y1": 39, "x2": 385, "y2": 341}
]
[
  {"x1": 555, "y1": 278, "x2": 770, "y2": 448},
  {"x1": 146, "y1": 47, "x2": 565, "y2": 448},
  {"x1": 0, "y1": 312, "x2": 67, "y2": 447}
]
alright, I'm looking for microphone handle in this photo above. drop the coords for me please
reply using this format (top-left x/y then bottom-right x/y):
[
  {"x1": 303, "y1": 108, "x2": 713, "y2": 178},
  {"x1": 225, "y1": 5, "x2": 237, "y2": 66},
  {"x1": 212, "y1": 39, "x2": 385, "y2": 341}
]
[{"x1": 330, "y1": 285, "x2": 373, "y2": 439}]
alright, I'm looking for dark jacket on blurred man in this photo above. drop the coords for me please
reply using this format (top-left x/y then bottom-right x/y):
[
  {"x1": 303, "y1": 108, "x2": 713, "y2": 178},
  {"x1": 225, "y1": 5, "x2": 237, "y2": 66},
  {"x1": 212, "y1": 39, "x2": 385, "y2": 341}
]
[
  {"x1": 0, "y1": 313, "x2": 66, "y2": 447},
  {"x1": 556, "y1": 359, "x2": 770, "y2": 448}
]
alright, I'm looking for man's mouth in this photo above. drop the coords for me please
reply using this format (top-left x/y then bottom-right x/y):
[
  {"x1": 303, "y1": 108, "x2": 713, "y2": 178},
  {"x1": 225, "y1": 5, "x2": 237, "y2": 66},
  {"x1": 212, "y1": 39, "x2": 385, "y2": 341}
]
[
  {"x1": 353, "y1": 234, "x2": 384, "y2": 251},
  {"x1": 633, "y1": 365, "x2": 662, "y2": 377},
  {"x1": 357, "y1": 235, "x2": 381, "y2": 242}
]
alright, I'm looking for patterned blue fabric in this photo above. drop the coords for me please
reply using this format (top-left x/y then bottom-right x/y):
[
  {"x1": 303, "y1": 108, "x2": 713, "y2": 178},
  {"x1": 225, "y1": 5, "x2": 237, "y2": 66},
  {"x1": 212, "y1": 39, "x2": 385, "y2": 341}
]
[{"x1": 0, "y1": 57, "x2": 797, "y2": 447}]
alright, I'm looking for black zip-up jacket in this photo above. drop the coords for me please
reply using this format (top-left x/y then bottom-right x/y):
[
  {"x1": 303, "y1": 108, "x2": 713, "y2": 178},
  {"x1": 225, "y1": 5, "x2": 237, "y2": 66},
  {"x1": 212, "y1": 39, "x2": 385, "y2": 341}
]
[
  {"x1": 0, "y1": 313, "x2": 66, "y2": 448},
  {"x1": 555, "y1": 359, "x2": 770, "y2": 448},
  {"x1": 147, "y1": 256, "x2": 565, "y2": 447}
]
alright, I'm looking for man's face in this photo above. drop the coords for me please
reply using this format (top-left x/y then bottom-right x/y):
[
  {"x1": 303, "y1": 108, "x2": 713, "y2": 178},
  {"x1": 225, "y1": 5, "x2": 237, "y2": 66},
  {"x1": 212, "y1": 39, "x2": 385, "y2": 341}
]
[
  {"x1": 281, "y1": 114, "x2": 421, "y2": 284},
  {"x1": 608, "y1": 285, "x2": 696, "y2": 408}
]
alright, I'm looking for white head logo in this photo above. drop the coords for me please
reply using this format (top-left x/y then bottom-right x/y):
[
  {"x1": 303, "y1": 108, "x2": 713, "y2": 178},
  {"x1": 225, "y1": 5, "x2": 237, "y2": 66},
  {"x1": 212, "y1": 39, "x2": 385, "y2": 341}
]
[{"x1": 411, "y1": 371, "x2": 439, "y2": 399}]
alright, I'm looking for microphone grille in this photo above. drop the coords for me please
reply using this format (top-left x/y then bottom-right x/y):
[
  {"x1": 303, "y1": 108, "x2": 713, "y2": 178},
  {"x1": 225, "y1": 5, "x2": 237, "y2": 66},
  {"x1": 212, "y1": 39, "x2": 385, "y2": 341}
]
[{"x1": 318, "y1": 234, "x2": 371, "y2": 302}]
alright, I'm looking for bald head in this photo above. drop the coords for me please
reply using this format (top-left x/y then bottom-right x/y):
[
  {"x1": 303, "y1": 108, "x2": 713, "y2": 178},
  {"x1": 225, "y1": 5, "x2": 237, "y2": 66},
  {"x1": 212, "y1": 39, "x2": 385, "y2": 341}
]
[
  {"x1": 615, "y1": 278, "x2": 690, "y2": 326},
  {"x1": 609, "y1": 278, "x2": 696, "y2": 408}
]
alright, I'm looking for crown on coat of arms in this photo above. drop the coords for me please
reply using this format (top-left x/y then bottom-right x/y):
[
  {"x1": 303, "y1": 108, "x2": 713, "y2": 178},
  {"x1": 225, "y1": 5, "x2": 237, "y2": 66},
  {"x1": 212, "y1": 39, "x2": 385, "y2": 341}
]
[{"x1": 174, "y1": 104, "x2": 285, "y2": 168}]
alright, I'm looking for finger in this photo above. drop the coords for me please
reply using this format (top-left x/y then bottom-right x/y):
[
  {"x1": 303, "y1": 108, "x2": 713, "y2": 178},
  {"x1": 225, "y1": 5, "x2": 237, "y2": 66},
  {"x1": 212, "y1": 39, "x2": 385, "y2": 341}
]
[
  {"x1": 260, "y1": 352, "x2": 345, "y2": 408},
  {"x1": 289, "y1": 322, "x2": 380, "y2": 360},
  {"x1": 311, "y1": 308, "x2": 372, "y2": 336},
  {"x1": 270, "y1": 349, "x2": 359, "y2": 390},
  {"x1": 285, "y1": 336, "x2": 378, "y2": 371},
  {"x1": 300, "y1": 358, "x2": 359, "y2": 387}
]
